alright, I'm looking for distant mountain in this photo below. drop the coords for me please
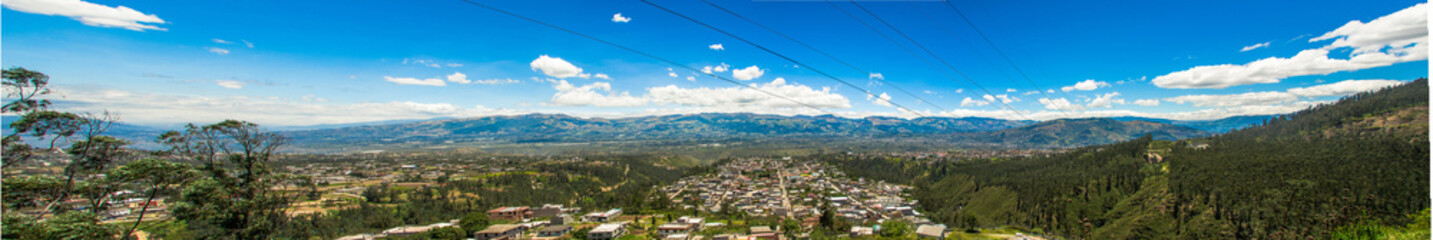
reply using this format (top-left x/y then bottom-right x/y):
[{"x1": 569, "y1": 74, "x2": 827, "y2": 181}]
[
  {"x1": 267, "y1": 117, "x2": 456, "y2": 131},
  {"x1": 1, "y1": 115, "x2": 170, "y2": 150},
  {"x1": 281, "y1": 112, "x2": 1216, "y2": 150},
  {"x1": 956, "y1": 118, "x2": 1211, "y2": 148},
  {"x1": 1110, "y1": 115, "x2": 1280, "y2": 133},
  {"x1": 281, "y1": 113, "x2": 1032, "y2": 146}
]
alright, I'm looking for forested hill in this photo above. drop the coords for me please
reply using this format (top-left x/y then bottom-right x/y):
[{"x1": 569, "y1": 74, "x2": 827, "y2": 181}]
[
  {"x1": 826, "y1": 78, "x2": 1430, "y2": 239},
  {"x1": 954, "y1": 118, "x2": 1209, "y2": 148}
]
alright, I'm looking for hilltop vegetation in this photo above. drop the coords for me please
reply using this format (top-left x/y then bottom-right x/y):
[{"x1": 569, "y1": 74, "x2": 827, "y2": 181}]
[{"x1": 827, "y1": 78, "x2": 1430, "y2": 239}]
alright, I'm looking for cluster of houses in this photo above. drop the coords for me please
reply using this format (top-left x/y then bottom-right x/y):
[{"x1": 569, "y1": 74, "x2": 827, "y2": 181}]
[{"x1": 661, "y1": 158, "x2": 954, "y2": 239}]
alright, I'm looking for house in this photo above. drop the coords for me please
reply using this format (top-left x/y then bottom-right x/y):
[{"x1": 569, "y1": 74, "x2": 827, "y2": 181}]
[
  {"x1": 487, "y1": 206, "x2": 532, "y2": 221},
  {"x1": 675, "y1": 216, "x2": 705, "y2": 230},
  {"x1": 915, "y1": 224, "x2": 947, "y2": 239},
  {"x1": 657, "y1": 223, "x2": 692, "y2": 237},
  {"x1": 537, "y1": 225, "x2": 573, "y2": 237},
  {"x1": 583, "y1": 208, "x2": 622, "y2": 222},
  {"x1": 551, "y1": 214, "x2": 575, "y2": 225},
  {"x1": 587, "y1": 223, "x2": 626, "y2": 240},
  {"x1": 663, "y1": 233, "x2": 691, "y2": 240},
  {"x1": 474, "y1": 224, "x2": 525, "y2": 240},
  {"x1": 534, "y1": 204, "x2": 565, "y2": 218},
  {"x1": 850, "y1": 226, "x2": 874, "y2": 237}
]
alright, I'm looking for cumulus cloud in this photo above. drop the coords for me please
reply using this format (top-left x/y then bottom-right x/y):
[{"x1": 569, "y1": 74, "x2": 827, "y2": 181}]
[
  {"x1": 1061, "y1": 79, "x2": 1109, "y2": 91},
  {"x1": 647, "y1": 77, "x2": 851, "y2": 109},
  {"x1": 207, "y1": 47, "x2": 230, "y2": 55},
  {"x1": 446, "y1": 72, "x2": 470, "y2": 84},
  {"x1": 960, "y1": 97, "x2": 990, "y2": 107},
  {"x1": 732, "y1": 65, "x2": 764, "y2": 81},
  {"x1": 548, "y1": 80, "x2": 647, "y2": 107},
  {"x1": 1006, "y1": 88, "x2": 1017, "y2": 92},
  {"x1": 709, "y1": 44, "x2": 724, "y2": 51},
  {"x1": 983, "y1": 94, "x2": 1018, "y2": 104},
  {"x1": 594, "y1": 73, "x2": 611, "y2": 80},
  {"x1": 530, "y1": 55, "x2": 584, "y2": 78},
  {"x1": 1154, "y1": 4, "x2": 1427, "y2": 89},
  {"x1": 1132, "y1": 99, "x2": 1160, "y2": 106},
  {"x1": 383, "y1": 76, "x2": 446, "y2": 86},
  {"x1": 868, "y1": 92, "x2": 894, "y2": 107},
  {"x1": 1086, "y1": 92, "x2": 1124, "y2": 108},
  {"x1": 214, "y1": 80, "x2": 246, "y2": 89},
  {"x1": 668, "y1": 72, "x2": 679, "y2": 78},
  {"x1": 1038, "y1": 98, "x2": 1083, "y2": 111},
  {"x1": 1240, "y1": 42, "x2": 1270, "y2": 52},
  {"x1": 45, "y1": 86, "x2": 532, "y2": 126},
  {"x1": 686, "y1": 76, "x2": 696, "y2": 82},
  {"x1": 546, "y1": 78, "x2": 851, "y2": 110},
  {"x1": 869, "y1": 73, "x2": 884, "y2": 80},
  {"x1": 1286, "y1": 79, "x2": 1404, "y2": 97},
  {"x1": 701, "y1": 63, "x2": 730, "y2": 74},
  {"x1": 1312, "y1": 3, "x2": 1427, "y2": 55},
  {"x1": 611, "y1": 13, "x2": 631, "y2": 23},
  {"x1": 1164, "y1": 91, "x2": 1297, "y2": 107},
  {"x1": 3, "y1": 0, "x2": 167, "y2": 31},
  {"x1": 1164, "y1": 79, "x2": 1406, "y2": 107}
]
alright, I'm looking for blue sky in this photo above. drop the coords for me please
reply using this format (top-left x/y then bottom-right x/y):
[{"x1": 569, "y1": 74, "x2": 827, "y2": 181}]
[{"x1": 2, "y1": 0, "x2": 1427, "y2": 126}]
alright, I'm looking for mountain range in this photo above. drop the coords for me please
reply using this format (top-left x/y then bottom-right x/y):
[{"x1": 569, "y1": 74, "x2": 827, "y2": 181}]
[{"x1": 5, "y1": 112, "x2": 1279, "y2": 152}]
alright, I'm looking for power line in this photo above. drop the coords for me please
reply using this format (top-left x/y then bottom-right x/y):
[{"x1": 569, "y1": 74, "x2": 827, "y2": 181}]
[
  {"x1": 639, "y1": 0, "x2": 928, "y2": 117},
  {"x1": 695, "y1": 0, "x2": 947, "y2": 112},
  {"x1": 822, "y1": 1, "x2": 1025, "y2": 121},
  {"x1": 938, "y1": 2, "x2": 1073, "y2": 118},
  {"x1": 846, "y1": 1, "x2": 1031, "y2": 121},
  {"x1": 453, "y1": 0, "x2": 836, "y2": 115}
]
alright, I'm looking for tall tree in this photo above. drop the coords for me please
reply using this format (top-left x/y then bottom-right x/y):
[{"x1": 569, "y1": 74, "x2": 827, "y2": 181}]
[
  {"x1": 111, "y1": 158, "x2": 199, "y2": 239},
  {"x1": 163, "y1": 120, "x2": 313, "y2": 239}
]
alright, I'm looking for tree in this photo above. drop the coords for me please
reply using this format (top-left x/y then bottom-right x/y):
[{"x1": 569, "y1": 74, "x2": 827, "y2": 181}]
[
  {"x1": 780, "y1": 218, "x2": 802, "y2": 239},
  {"x1": 164, "y1": 120, "x2": 312, "y2": 239},
  {"x1": 459, "y1": 212, "x2": 492, "y2": 233},
  {"x1": 426, "y1": 226, "x2": 468, "y2": 240},
  {"x1": 112, "y1": 158, "x2": 199, "y2": 239},
  {"x1": 879, "y1": 219, "x2": 910, "y2": 238},
  {"x1": 2, "y1": 67, "x2": 52, "y2": 113}
]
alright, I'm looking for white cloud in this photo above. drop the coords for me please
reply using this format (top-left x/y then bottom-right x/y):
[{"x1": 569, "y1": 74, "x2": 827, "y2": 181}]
[
  {"x1": 207, "y1": 47, "x2": 230, "y2": 55},
  {"x1": 546, "y1": 77, "x2": 850, "y2": 110},
  {"x1": 611, "y1": 13, "x2": 631, "y2": 23},
  {"x1": 868, "y1": 92, "x2": 894, "y2": 107},
  {"x1": 383, "y1": 76, "x2": 446, "y2": 86},
  {"x1": 1038, "y1": 98, "x2": 1083, "y2": 111},
  {"x1": 578, "y1": 73, "x2": 592, "y2": 79},
  {"x1": 732, "y1": 65, "x2": 764, "y2": 81},
  {"x1": 960, "y1": 97, "x2": 990, "y2": 107},
  {"x1": 1165, "y1": 91, "x2": 1298, "y2": 107},
  {"x1": 709, "y1": 44, "x2": 724, "y2": 51},
  {"x1": 2, "y1": 0, "x2": 167, "y2": 31},
  {"x1": 242, "y1": 40, "x2": 254, "y2": 48},
  {"x1": 646, "y1": 77, "x2": 850, "y2": 109},
  {"x1": 469, "y1": 79, "x2": 521, "y2": 85},
  {"x1": 530, "y1": 55, "x2": 584, "y2": 78},
  {"x1": 984, "y1": 94, "x2": 1018, "y2": 104},
  {"x1": 955, "y1": 89, "x2": 964, "y2": 93},
  {"x1": 1132, "y1": 99, "x2": 1160, "y2": 106},
  {"x1": 1086, "y1": 92, "x2": 1124, "y2": 108},
  {"x1": 1061, "y1": 79, "x2": 1109, "y2": 91},
  {"x1": 686, "y1": 76, "x2": 696, "y2": 81},
  {"x1": 446, "y1": 72, "x2": 470, "y2": 84},
  {"x1": 668, "y1": 72, "x2": 679, "y2": 78},
  {"x1": 1240, "y1": 42, "x2": 1270, "y2": 52},
  {"x1": 1285, "y1": 79, "x2": 1405, "y2": 97},
  {"x1": 1154, "y1": 4, "x2": 1427, "y2": 89},
  {"x1": 214, "y1": 80, "x2": 246, "y2": 89},
  {"x1": 594, "y1": 73, "x2": 611, "y2": 80},
  {"x1": 1006, "y1": 88, "x2": 1017, "y2": 92},
  {"x1": 212, "y1": 38, "x2": 233, "y2": 44},
  {"x1": 548, "y1": 80, "x2": 647, "y2": 107},
  {"x1": 1311, "y1": 3, "x2": 1427, "y2": 55},
  {"x1": 869, "y1": 73, "x2": 884, "y2": 80},
  {"x1": 700, "y1": 63, "x2": 730, "y2": 74},
  {"x1": 1023, "y1": 91, "x2": 1040, "y2": 95},
  {"x1": 45, "y1": 86, "x2": 530, "y2": 126},
  {"x1": 1164, "y1": 79, "x2": 1407, "y2": 107}
]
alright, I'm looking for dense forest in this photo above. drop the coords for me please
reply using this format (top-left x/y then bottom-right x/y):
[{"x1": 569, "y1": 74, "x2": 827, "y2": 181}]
[{"x1": 824, "y1": 78, "x2": 1431, "y2": 239}]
